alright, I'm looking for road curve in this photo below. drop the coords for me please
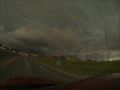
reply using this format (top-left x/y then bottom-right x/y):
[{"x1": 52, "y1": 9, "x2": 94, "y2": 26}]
[{"x1": 0, "y1": 51, "x2": 82, "y2": 84}]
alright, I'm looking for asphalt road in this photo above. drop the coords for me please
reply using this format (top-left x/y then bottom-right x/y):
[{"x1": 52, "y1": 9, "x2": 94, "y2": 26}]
[{"x1": 0, "y1": 50, "x2": 82, "y2": 84}]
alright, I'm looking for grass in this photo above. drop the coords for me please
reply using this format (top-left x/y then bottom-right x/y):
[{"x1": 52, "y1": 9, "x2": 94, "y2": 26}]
[{"x1": 32, "y1": 56, "x2": 120, "y2": 78}]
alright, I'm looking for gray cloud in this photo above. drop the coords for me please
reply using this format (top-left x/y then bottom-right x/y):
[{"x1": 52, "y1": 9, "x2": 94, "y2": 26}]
[{"x1": 0, "y1": 0, "x2": 119, "y2": 60}]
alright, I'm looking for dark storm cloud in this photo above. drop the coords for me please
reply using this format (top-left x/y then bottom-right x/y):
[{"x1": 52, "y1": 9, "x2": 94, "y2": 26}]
[
  {"x1": 10, "y1": 26, "x2": 83, "y2": 54},
  {"x1": 0, "y1": 0, "x2": 119, "y2": 60}
]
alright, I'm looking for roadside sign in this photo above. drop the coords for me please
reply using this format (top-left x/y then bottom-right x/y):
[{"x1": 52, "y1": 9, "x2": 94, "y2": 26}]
[{"x1": 56, "y1": 60, "x2": 62, "y2": 66}]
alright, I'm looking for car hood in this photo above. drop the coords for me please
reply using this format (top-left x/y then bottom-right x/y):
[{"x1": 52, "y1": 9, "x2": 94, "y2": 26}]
[
  {"x1": 0, "y1": 76, "x2": 62, "y2": 88},
  {"x1": 0, "y1": 73, "x2": 120, "y2": 90},
  {"x1": 49, "y1": 73, "x2": 120, "y2": 90}
]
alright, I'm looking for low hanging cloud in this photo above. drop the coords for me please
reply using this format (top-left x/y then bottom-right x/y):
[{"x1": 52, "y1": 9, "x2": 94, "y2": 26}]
[{"x1": 9, "y1": 25, "x2": 84, "y2": 54}]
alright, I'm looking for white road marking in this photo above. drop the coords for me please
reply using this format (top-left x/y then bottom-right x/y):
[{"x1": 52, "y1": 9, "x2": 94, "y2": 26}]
[
  {"x1": 41, "y1": 66, "x2": 46, "y2": 70},
  {"x1": 30, "y1": 58, "x2": 84, "y2": 79},
  {"x1": 27, "y1": 63, "x2": 29, "y2": 66}
]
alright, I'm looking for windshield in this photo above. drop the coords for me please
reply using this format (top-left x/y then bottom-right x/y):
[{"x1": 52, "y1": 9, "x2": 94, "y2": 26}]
[{"x1": 0, "y1": 0, "x2": 120, "y2": 89}]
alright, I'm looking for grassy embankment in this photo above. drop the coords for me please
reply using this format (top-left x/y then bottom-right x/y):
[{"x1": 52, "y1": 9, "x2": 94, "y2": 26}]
[{"x1": 32, "y1": 57, "x2": 120, "y2": 78}]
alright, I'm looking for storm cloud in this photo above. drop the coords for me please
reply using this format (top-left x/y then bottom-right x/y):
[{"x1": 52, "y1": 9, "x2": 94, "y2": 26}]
[{"x1": 0, "y1": 0, "x2": 119, "y2": 60}]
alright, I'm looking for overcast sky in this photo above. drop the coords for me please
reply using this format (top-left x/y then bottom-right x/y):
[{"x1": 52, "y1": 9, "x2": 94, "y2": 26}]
[{"x1": 0, "y1": 0, "x2": 119, "y2": 60}]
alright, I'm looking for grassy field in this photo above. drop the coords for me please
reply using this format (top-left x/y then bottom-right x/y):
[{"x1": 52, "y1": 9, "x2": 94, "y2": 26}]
[{"x1": 32, "y1": 56, "x2": 120, "y2": 78}]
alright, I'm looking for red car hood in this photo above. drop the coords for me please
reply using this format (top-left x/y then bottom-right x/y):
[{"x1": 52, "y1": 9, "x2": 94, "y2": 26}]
[
  {"x1": 51, "y1": 73, "x2": 120, "y2": 90},
  {"x1": 0, "y1": 73, "x2": 120, "y2": 90},
  {"x1": 0, "y1": 76, "x2": 62, "y2": 88}
]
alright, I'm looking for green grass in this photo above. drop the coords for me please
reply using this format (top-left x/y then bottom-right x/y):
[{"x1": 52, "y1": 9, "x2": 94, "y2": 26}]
[{"x1": 32, "y1": 56, "x2": 120, "y2": 78}]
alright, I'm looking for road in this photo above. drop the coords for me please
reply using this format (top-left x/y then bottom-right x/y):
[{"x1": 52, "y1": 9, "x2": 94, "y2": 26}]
[{"x1": 0, "y1": 50, "x2": 82, "y2": 84}]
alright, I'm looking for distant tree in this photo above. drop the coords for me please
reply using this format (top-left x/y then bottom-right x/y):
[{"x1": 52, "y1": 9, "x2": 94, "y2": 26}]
[
  {"x1": 14, "y1": 49, "x2": 18, "y2": 52},
  {"x1": 6, "y1": 47, "x2": 10, "y2": 50},
  {"x1": 11, "y1": 48, "x2": 14, "y2": 51},
  {"x1": 87, "y1": 59, "x2": 92, "y2": 61}
]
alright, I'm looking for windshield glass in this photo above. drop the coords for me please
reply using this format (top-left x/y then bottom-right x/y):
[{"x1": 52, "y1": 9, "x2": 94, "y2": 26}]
[{"x1": 0, "y1": 0, "x2": 120, "y2": 89}]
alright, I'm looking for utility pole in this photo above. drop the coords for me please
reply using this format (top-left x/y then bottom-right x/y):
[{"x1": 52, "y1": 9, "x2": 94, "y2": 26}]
[
  {"x1": 104, "y1": 29, "x2": 109, "y2": 61},
  {"x1": 81, "y1": 39, "x2": 95, "y2": 44},
  {"x1": 93, "y1": 1, "x2": 110, "y2": 61},
  {"x1": 81, "y1": 39, "x2": 95, "y2": 53}
]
